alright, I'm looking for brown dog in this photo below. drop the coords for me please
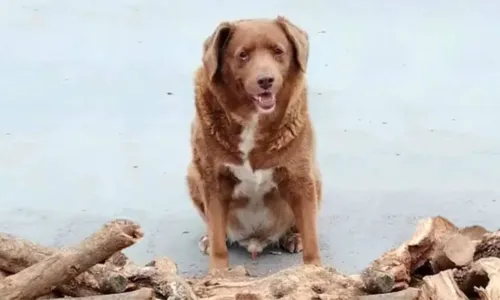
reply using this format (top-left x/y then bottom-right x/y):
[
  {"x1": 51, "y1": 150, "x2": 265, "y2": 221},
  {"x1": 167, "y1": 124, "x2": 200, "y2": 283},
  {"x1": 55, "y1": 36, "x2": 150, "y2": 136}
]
[{"x1": 186, "y1": 16, "x2": 322, "y2": 271}]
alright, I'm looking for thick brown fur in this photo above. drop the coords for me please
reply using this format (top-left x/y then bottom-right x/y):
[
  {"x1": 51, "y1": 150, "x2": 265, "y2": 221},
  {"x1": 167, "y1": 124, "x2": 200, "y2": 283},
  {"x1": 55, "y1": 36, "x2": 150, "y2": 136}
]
[{"x1": 186, "y1": 16, "x2": 322, "y2": 271}]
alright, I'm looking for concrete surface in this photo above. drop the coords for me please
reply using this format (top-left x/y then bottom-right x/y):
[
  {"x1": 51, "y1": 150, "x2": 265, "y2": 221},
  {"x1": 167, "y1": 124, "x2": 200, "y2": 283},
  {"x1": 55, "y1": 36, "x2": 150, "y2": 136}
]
[{"x1": 1, "y1": 1, "x2": 500, "y2": 277}]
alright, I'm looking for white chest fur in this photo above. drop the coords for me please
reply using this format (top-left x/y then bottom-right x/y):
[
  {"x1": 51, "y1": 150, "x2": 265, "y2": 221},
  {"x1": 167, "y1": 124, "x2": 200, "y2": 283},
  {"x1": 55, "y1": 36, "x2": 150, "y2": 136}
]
[{"x1": 224, "y1": 114, "x2": 277, "y2": 242}]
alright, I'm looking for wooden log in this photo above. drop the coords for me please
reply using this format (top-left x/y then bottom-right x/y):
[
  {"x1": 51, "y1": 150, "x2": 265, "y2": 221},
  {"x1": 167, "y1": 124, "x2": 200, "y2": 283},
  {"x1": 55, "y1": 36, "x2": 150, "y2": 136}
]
[
  {"x1": 454, "y1": 262, "x2": 488, "y2": 296},
  {"x1": 473, "y1": 257, "x2": 500, "y2": 300},
  {"x1": 124, "y1": 257, "x2": 198, "y2": 299},
  {"x1": 419, "y1": 270, "x2": 468, "y2": 300},
  {"x1": 454, "y1": 257, "x2": 500, "y2": 299},
  {"x1": 35, "y1": 293, "x2": 61, "y2": 300},
  {"x1": 0, "y1": 219, "x2": 143, "y2": 300},
  {"x1": 190, "y1": 265, "x2": 363, "y2": 300},
  {"x1": 47, "y1": 288, "x2": 155, "y2": 300},
  {"x1": 0, "y1": 232, "x2": 132, "y2": 296},
  {"x1": 0, "y1": 233, "x2": 54, "y2": 273},
  {"x1": 0, "y1": 232, "x2": 196, "y2": 299},
  {"x1": 429, "y1": 233, "x2": 475, "y2": 273},
  {"x1": 474, "y1": 231, "x2": 500, "y2": 261},
  {"x1": 358, "y1": 287, "x2": 421, "y2": 300},
  {"x1": 453, "y1": 230, "x2": 500, "y2": 297},
  {"x1": 459, "y1": 225, "x2": 489, "y2": 242},
  {"x1": 361, "y1": 216, "x2": 457, "y2": 294}
]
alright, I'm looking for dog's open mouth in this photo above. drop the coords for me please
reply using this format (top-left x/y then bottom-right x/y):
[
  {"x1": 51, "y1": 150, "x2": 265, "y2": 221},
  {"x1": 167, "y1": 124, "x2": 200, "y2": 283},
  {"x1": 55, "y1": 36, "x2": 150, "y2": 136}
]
[{"x1": 253, "y1": 92, "x2": 276, "y2": 113}]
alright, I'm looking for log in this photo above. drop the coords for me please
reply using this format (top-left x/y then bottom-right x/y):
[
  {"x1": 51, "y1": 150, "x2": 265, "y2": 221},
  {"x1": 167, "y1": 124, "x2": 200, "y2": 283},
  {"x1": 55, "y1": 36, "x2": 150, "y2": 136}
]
[
  {"x1": 35, "y1": 293, "x2": 61, "y2": 300},
  {"x1": 0, "y1": 232, "x2": 132, "y2": 296},
  {"x1": 361, "y1": 216, "x2": 457, "y2": 294},
  {"x1": 2, "y1": 215, "x2": 497, "y2": 300},
  {"x1": 459, "y1": 225, "x2": 489, "y2": 242},
  {"x1": 454, "y1": 262, "x2": 489, "y2": 296},
  {"x1": 124, "y1": 257, "x2": 198, "y2": 299},
  {"x1": 358, "y1": 287, "x2": 421, "y2": 300},
  {"x1": 190, "y1": 265, "x2": 363, "y2": 300},
  {"x1": 0, "y1": 219, "x2": 143, "y2": 300},
  {"x1": 429, "y1": 233, "x2": 475, "y2": 273},
  {"x1": 48, "y1": 288, "x2": 155, "y2": 300},
  {"x1": 0, "y1": 233, "x2": 54, "y2": 273},
  {"x1": 454, "y1": 257, "x2": 500, "y2": 299},
  {"x1": 453, "y1": 230, "x2": 500, "y2": 297},
  {"x1": 474, "y1": 231, "x2": 500, "y2": 261},
  {"x1": 419, "y1": 270, "x2": 468, "y2": 300},
  {"x1": 0, "y1": 230, "x2": 196, "y2": 299},
  {"x1": 473, "y1": 257, "x2": 500, "y2": 300}
]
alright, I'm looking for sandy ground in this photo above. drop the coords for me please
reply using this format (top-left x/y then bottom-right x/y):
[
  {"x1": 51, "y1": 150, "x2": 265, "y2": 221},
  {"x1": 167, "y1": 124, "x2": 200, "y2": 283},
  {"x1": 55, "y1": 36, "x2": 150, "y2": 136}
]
[{"x1": 1, "y1": 1, "x2": 500, "y2": 277}]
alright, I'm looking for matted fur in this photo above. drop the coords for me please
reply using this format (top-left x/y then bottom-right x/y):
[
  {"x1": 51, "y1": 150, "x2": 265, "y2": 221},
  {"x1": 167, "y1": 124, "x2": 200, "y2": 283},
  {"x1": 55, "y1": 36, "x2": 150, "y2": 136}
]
[{"x1": 186, "y1": 16, "x2": 322, "y2": 271}]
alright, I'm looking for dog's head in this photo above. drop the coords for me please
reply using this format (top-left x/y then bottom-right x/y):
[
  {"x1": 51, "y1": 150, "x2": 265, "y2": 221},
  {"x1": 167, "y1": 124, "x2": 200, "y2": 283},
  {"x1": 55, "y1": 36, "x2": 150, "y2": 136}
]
[{"x1": 202, "y1": 16, "x2": 309, "y2": 115}]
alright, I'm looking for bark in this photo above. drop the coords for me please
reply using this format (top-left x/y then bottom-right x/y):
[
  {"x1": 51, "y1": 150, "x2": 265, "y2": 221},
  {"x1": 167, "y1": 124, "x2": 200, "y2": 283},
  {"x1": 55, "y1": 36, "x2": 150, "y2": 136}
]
[
  {"x1": 454, "y1": 257, "x2": 500, "y2": 299},
  {"x1": 473, "y1": 257, "x2": 500, "y2": 300},
  {"x1": 0, "y1": 219, "x2": 143, "y2": 300},
  {"x1": 361, "y1": 216, "x2": 457, "y2": 293},
  {"x1": 474, "y1": 231, "x2": 500, "y2": 261},
  {"x1": 190, "y1": 265, "x2": 363, "y2": 300},
  {"x1": 0, "y1": 232, "x2": 133, "y2": 296},
  {"x1": 0, "y1": 229, "x2": 196, "y2": 299},
  {"x1": 0, "y1": 232, "x2": 54, "y2": 273},
  {"x1": 459, "y1": 225, "x2": 489, "y2": 242},
  {"x1": 35, "y1": 293, "x2": 61, "y2": 300},
  {"x1": 47, "y1": 288, "x2": 155, "y2": 300},
  {"x1": 123, "y1": 257, "x2": 197, "y2": 299},
  {"x1": 1, "y1": 216, "x2": 498, "y2": 300},
  {"x1": 419, "y1": 270, "x2": 468, "y2": 300},
  {"x1": 358, "y1": 288, "x2": 421, "y2": 300}
]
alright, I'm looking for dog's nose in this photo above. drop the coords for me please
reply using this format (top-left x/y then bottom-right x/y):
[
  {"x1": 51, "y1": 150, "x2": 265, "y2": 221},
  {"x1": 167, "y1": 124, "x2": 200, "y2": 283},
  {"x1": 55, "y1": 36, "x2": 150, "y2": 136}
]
[{"x1": 257, "y1": 76, "x2": 274, "y2": 90}]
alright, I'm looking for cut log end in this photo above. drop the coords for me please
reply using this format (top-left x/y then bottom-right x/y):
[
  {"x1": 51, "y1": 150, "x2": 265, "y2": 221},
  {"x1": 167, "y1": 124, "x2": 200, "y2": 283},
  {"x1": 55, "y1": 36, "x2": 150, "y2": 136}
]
[
  {"x1": 430, "y1": 233, "x2": 475, "y2": 273},
  {"x1": 102, "y1": 218, "x2": 144, "y2": 243}
]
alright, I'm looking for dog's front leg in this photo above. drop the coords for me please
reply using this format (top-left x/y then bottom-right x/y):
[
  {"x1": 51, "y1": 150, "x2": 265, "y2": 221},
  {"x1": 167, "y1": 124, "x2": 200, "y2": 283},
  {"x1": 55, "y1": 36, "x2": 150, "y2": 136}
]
[
  {"x1": 204, "y1": 179, "x2": 230, "y2": 271},
  {"x1": 282, "y1": 175, "x2": 321, "y2": 266}
]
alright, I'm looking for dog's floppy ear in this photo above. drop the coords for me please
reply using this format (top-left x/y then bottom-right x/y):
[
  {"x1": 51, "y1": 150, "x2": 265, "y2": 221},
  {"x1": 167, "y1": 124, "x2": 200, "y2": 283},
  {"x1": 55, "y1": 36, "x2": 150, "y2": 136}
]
[
  {"x1": 202, "y1": 22, "x2": 233, "y2": 81},
  {"x1": 276, "y1": 16, "x2": 309, "y2": 73}
]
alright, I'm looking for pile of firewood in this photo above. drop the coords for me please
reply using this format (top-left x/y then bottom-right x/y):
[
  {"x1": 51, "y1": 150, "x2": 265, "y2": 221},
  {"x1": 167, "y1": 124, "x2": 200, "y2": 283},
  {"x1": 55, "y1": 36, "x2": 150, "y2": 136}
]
[{"x1": 0, "y1": 216, "x2": 498, "y2": 300}]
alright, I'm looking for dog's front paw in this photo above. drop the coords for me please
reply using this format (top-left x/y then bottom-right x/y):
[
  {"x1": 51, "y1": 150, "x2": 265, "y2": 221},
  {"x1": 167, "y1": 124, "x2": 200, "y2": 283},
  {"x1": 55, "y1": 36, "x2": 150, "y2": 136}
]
[
  {"x1": 198, "y1": 235, "x2": 210, "y2": 255},
  {"x1": 280, "y1": 232, "x2": 303, "y2": 253}
]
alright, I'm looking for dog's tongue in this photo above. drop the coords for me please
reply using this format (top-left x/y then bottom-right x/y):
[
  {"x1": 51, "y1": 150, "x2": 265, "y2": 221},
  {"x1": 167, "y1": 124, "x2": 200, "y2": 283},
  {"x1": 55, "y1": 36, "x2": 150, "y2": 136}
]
[{"x1": 255, "y1": 93, "x2": 276, "y2": 109}]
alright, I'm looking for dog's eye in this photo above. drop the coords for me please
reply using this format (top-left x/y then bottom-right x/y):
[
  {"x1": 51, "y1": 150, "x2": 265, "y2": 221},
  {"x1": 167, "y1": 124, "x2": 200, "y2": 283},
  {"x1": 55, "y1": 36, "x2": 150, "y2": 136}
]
[
  {"x1": 273, "y1": 47, "x2": 284, "y2": 56},
  {"x1": 238, "y1": 51, "x2": 249, "y2": 61}
]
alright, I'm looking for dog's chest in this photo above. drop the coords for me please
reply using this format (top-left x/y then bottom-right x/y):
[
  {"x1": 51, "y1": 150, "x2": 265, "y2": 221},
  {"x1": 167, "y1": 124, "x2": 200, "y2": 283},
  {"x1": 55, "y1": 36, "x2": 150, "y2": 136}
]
[
  {"x1": 227, "y1": 162, "x2": 275, "y2": 202},
  {"x1": 224, "y1": 114, "x2": 277, "y2": 240},
  {"x1": 226, "y1": 114, "x2": 276, "y2": 201}
]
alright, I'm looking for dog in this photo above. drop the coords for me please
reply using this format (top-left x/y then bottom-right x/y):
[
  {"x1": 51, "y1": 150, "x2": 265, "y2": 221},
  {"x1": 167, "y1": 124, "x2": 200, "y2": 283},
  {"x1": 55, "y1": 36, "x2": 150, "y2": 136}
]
[{"x1": 186, "y1": 16, "x2": 322, "y2": 271}]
